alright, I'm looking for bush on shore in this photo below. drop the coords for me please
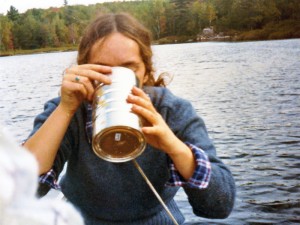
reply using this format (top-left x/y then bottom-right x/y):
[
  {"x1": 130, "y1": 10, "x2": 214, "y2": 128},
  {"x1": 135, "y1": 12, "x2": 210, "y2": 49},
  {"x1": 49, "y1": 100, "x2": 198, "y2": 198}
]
[
  {"x1": 237, "y1": 20, "x2": 300, "y2": 41},
  {"x1": 155, "y1": 20, "x2": 300, "y2": 45}
]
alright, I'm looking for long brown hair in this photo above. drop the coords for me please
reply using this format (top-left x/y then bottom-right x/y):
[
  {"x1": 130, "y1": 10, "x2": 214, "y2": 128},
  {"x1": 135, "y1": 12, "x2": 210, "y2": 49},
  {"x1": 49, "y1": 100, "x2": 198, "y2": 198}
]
[{"x1": 77, "y1": 13, "x2": 167, "y2": 86}]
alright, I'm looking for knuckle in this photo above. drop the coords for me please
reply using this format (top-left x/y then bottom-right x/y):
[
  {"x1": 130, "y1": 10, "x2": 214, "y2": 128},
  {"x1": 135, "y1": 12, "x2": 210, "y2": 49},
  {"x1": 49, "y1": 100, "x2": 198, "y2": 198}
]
[
  {"x1": 87, "y1": 70, "x2": 96, "y2": 79},
  {"x1": 81, "y1": 76, "x2": 88, "y2": 83},
  {"x1": 76, "y1": 83, "x2": 84, "y2": 90},
  {"x1": 145, "y1": 101, "x2": 152, "y2": 108},
  {"x1": 63, "y1": 74, "x2": 70, "y2": 80}
]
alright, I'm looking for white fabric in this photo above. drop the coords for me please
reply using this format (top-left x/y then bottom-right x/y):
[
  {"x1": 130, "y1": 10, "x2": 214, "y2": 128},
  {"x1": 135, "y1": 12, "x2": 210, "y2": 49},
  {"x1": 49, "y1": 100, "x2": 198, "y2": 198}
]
[{"x1": 0, "y1": 125, "x2": 84, "y2": 225}]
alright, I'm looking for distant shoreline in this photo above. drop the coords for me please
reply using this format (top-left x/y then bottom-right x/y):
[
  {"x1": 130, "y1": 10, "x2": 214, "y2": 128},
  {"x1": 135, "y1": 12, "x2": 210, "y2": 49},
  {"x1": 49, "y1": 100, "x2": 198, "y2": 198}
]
[
  {"x1": 0, "y1": 46, "x2": 78, "y2": 57},
  {"x1": 1, "y1": 37, "x2": 299, "y2": 57},
  {"x1": 2, "y1": 18, "x2": 300, "y2": 57}
]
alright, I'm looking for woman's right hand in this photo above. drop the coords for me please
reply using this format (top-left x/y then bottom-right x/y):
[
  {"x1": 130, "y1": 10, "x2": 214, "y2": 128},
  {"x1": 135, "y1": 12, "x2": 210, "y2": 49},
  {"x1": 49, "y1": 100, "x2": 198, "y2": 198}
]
[{"x1": 61, "y1": 64, "x2": 112, "y2": 115}]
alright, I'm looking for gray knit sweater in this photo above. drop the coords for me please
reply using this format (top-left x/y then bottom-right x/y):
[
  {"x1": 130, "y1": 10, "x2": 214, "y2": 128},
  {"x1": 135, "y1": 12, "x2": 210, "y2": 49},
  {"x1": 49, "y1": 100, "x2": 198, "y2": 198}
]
[{"x1": 31, "y1": 86, "x2": 235, "y2": 225}]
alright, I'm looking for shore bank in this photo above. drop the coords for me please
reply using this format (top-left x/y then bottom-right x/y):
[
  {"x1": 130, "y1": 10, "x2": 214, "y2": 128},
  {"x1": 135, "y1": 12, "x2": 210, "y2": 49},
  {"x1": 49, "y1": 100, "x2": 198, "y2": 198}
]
[
  {"x1": 155, "y1": 20, "x2": 300, "y2": 45},
  {"x1": 0, "y1": 46, "x2": 77, "y2": 57},
  {"x1": 3, "y1": 37, "x2": 298, "y2": 57},
  {"x1": 1, "y1": 20, "x2": 300, "y2": 57}
]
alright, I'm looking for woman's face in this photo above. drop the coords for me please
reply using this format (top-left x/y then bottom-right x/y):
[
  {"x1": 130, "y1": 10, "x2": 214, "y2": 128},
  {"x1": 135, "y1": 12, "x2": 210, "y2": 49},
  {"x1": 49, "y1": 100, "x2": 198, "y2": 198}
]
[{"x1": 89, "y1": 32, "x2": 147, "y2": 84}]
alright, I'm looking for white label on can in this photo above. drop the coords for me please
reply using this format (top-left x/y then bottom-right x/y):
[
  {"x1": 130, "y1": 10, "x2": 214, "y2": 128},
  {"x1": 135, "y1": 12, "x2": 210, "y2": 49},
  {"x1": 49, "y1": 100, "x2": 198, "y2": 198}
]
[{"x1": 115, "y1": 133, "x2": 121, "y2": 141}]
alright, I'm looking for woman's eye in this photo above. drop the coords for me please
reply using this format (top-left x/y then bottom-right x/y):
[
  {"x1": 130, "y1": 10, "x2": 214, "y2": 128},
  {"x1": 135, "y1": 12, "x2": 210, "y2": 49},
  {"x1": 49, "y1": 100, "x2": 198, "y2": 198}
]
[{"x1": 127, "y1": 66, "x2": 137, "y2": 72}]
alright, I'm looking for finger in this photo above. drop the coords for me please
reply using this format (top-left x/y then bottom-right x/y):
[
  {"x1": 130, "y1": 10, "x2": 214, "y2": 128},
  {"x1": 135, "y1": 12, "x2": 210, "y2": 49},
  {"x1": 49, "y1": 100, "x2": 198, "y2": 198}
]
[
  {"x1": 66, "y1": 66, "x2": 112, "y2": 84},
  {"x1": 68, "y1": 69, "x2": 111, "y2": 84},
  {"x1": 76, "y1": 64, "x2": 112, "y2": 73},
  {"x1": 63, "y1": 73, "x2": 101, "y2": 101},
  {"x1": 128, "y1": 87, "x2": 154, "y2": 111},
  {"x1": 127, "y1": 94, "x2": 154, "y2": 113},
  {"x1": 131, "y1": 86, "x2": 150, "y2": 100},
  {"x1": 72, "y1": 75, "x2": 95, "y2": 101},
  {"x1": 67, "y1": 64, "x2": 112, "y2": 74},
  {"x1": 141, "y1": 126, "x2": 157, "y2": 135},
  {"x1": 131, "y1": 104, "x2": 158, "y2": 125},
  {"x1": 62, "y1": 80, "x2": 88, "y2": 99}
]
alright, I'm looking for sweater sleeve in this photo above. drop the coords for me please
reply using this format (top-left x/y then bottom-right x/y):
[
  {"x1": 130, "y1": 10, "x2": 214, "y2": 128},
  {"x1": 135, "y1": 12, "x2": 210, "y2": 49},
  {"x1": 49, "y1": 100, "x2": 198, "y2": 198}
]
[
  {"x1": 25, "y1": 98, "x2": 72, "y2": 197},
  {"x1": 166, "y1": 143, "x2": 211, "y2": 189},
  {"x1": 158, "y1": 88, "x2": 236, "y2": 219}
]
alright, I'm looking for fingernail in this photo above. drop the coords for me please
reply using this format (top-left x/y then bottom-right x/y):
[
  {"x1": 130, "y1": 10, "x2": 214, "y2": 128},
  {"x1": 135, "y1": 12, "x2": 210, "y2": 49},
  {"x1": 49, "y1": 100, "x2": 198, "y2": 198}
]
[
  {"x1": 127, "y1": 94, "x2": 134, "y2": 99},
  {"x1": 105, "y1": 77, "x2": 112, "y2": 83}
]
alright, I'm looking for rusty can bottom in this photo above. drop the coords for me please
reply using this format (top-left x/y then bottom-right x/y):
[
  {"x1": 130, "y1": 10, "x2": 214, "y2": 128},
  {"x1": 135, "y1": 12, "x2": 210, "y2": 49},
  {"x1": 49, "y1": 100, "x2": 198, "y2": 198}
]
[{"x1": 92, "y1": 126, "x2": 146, "y2": 162}]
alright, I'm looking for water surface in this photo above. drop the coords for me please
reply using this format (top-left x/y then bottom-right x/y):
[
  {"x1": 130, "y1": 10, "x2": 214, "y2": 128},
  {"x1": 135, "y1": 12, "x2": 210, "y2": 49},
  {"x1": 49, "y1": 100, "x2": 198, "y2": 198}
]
[{"x1": 1, "y1": 39, "x2": 299, "y2": 224}]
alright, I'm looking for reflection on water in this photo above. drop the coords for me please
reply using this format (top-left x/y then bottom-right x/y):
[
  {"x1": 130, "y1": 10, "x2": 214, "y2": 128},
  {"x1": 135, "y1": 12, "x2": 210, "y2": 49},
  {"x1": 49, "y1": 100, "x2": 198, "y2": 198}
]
[{"x1": 1, "y1": 39, "x2": 300, "y2": 224}]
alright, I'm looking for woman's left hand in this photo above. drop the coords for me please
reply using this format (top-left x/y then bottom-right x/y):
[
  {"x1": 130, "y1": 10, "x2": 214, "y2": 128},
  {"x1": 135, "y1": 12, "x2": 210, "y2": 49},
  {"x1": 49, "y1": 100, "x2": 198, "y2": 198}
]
[
  {"x1": 127, "y1": 86, "x2": 178, "y2": 154},
  {"x1": 128, "y1": 86, "x2": 196, "y2": 179}
]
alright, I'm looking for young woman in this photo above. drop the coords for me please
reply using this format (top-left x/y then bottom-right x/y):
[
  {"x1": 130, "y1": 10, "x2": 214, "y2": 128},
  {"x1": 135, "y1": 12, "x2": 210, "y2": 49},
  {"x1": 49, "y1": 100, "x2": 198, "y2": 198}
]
[{"x1": 24, "y1": 13, "x2": 235, "y2": 225}]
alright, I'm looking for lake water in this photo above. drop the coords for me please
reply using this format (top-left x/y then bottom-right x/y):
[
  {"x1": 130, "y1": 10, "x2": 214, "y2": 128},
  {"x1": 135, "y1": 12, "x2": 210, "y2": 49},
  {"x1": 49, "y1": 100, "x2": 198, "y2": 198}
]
[{"x1": 1, "y1": 39, "x2": 299, "y2": 224}]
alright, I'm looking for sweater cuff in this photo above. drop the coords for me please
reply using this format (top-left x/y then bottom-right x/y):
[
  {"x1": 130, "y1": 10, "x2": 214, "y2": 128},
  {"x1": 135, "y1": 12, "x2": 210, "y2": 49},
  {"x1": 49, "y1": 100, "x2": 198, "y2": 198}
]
[
  {"x1": 166, "y1": 143, "x2": 211, "y2": 189},
  {"x1": 39, "y1": 169, "x2": 61, "y2": 190},
  {"x1": 22, "y1": 142, "x2": 61, "y2": 191}
]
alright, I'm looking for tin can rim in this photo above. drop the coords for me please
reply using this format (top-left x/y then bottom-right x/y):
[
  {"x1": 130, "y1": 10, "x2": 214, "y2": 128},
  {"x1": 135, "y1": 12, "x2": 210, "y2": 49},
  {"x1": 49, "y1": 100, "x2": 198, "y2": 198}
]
[{"x1": 92, "y1": 126, "x2": 146, "y2": 163}]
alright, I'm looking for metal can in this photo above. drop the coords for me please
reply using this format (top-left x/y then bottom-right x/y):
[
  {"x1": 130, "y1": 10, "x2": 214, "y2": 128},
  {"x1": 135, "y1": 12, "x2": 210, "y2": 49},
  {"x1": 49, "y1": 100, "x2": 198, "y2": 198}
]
[{"x1": 92, "y1": 67, "x2": 146, "y2": 162}]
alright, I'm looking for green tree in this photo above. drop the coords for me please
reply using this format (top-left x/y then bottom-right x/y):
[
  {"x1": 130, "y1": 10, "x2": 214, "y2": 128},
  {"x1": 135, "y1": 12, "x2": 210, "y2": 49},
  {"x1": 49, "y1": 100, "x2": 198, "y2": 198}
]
[
  {"x1": 1, "y1": 0, "x2": 299, "y2": 51},
  {"x1": 7, "y1": 6, "x2": 20, "y2": 22},
  {"x1": 275, "y1": 0, "x2": 300, "y2": 20},
  {"x1": 229, "y1": 0, "x2": 264, "y2": 30},
  {"x1": 170, "y1": 0, "x2": 192, "y2": 35},
  {"x1": 53, "y1": 14, "x2": 69, "y2": 46},
  {"x1": 192, "y1": 1, "x2": 212, "y2": 29},
  {"x1": 211, "y1": 0, "x2": 233, "y2": 30},
  {"x1": 13, "y1": 13, "x2": 40, "y2": 49},
  {"x1": 0, "y1": 16, "x2": 14, "y2": 51},
  {"x1": 260, "y1": 0, "x2": 280, "y2": 24},
  {"x1": 164, "y1": 1, "x2": 176, "y2": 36},
  {"x1": 135, "y1": 0, "x2": 167, "y2": 39}
]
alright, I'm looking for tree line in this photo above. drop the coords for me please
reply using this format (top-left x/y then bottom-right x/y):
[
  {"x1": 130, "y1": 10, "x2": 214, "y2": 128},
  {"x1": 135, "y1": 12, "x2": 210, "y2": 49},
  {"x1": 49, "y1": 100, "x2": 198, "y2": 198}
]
[{"x1": 1, "y1": 0, "x2": 300, "y2": 52}]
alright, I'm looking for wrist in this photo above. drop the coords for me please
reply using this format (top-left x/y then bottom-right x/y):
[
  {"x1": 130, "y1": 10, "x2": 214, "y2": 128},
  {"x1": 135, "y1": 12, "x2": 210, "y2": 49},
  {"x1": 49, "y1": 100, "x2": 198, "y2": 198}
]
[
  {"x1": 57, "y1": 103, "x2": 76, "y2": 119},
  {"x1": 167, "y1": 139, "x2": 196, "y2": 180},
  {"x1": 166, "y1": 137, "x2": 191, "y2": 158}
]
